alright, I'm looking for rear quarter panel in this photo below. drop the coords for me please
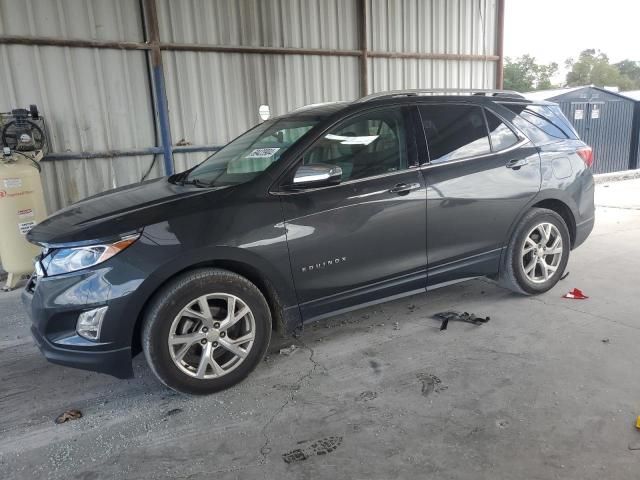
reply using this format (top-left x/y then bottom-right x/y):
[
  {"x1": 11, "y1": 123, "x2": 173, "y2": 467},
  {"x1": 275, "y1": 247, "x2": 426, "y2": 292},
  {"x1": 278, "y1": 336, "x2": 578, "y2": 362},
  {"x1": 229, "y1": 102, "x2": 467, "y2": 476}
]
[{"x1": 537, "y1": 140, "x2": 595, "y2": 225}]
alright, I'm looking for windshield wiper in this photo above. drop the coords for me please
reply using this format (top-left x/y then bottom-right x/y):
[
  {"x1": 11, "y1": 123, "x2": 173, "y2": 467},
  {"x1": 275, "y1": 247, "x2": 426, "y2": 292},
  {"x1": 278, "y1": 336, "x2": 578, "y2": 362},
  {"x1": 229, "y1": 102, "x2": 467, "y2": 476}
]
[{"x1": 180, "y1": 178, "x2": 212, "y2": 188}]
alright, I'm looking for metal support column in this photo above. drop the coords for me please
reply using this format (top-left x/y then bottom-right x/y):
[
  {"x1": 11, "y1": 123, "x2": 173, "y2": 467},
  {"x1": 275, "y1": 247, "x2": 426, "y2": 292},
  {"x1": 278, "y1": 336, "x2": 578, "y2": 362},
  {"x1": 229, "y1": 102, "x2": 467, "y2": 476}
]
[
  {"x1": 359, "y1": 0, "x2": 369, "y2": 96},
  {"x1": 142, "y1": 0, "x2": 174, "y2": 175},
  {"x1": 495, "y1": 0, "x2": 505, "y2": 89}
]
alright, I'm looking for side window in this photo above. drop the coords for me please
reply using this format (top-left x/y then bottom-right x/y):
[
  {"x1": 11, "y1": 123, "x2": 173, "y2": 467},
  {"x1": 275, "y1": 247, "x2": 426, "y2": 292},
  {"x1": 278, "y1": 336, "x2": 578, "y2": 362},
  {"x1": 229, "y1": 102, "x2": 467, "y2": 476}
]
[
  {"x1": 302, "y1": 107, "x2": 410, "y2": 181},
  {"x1": 485, "y1": 110, "x2": 519, "y2": 151},
  {"x1": 418, "y1": 105, "x2": 491, "y2": 163}
]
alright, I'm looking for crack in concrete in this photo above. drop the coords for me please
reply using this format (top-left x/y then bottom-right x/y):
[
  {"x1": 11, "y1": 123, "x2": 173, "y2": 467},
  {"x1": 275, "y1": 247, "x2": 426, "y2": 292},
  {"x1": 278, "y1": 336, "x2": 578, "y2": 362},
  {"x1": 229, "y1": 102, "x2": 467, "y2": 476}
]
[{"x1": 258, "y1": 340, "x2": 324, "y2": 466}]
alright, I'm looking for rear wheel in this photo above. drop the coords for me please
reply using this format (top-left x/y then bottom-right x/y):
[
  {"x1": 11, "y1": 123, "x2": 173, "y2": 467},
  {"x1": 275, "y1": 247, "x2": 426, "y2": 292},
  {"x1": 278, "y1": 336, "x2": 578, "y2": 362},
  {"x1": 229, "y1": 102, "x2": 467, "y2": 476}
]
[
  {"x1": 500, "y1": 208, "x2": 570, "y2": 295},
  {"x1": 142, "y1": 268, "x2": 271, "y2": 394}
]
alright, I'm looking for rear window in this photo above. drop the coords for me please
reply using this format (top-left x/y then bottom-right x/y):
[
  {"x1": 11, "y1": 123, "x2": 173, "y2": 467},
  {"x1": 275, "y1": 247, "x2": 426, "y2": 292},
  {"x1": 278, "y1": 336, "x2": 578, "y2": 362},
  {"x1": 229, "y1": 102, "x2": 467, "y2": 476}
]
[
  {"x1": 502, "y1": 103, "x2": 578, "y2": 140},
  {"x1": 418, "y1": 104, "x2": 491, "y2": 163}
]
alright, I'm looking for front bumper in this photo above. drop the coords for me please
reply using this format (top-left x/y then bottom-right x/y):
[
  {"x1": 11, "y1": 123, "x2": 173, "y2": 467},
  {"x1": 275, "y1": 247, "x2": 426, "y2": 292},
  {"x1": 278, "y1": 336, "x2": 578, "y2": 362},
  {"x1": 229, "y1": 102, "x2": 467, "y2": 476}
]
[
  {"x1": 22, "y1": 265, "x2": 139, "y2": 379},
  {"x1": 29, "y1": 319, "x2": 133, "y2": 378}
]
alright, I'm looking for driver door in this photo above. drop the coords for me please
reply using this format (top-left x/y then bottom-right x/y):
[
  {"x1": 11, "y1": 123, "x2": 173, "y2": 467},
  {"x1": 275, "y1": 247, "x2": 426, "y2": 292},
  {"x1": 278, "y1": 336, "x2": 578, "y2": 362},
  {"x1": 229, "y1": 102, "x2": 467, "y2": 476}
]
[{"x1": 277, "y1": 106, "x2": 427, "y2": 321}]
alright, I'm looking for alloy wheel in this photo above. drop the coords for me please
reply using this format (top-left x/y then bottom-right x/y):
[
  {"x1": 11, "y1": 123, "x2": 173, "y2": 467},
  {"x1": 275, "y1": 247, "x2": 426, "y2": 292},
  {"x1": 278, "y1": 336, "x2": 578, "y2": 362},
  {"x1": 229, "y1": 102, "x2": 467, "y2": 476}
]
[
  {"x1": 168, "y1": 293, "x2": 256, "y2": 379},
  {"x1": 521, "y1": 222, "x2": 563, "y2": 284}
]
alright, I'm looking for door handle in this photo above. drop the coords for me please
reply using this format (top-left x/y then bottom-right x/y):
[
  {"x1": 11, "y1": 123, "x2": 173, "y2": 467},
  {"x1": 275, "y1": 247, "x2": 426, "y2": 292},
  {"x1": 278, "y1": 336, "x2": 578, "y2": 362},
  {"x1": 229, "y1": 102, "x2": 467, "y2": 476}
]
[
  {"x1": 389, "y1": 182, "x2": 421, "y2": 195},
  {"x1": 506, "y1": 158, "x2": 528, "y2": 170}
]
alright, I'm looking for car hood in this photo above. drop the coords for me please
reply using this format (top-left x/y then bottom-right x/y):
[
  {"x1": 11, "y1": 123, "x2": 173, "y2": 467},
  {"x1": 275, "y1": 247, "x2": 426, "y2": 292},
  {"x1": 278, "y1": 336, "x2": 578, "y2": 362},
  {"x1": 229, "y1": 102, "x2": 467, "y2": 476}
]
[{"x1": 28, "y1": 177, "x2": 230, "y2": 246}]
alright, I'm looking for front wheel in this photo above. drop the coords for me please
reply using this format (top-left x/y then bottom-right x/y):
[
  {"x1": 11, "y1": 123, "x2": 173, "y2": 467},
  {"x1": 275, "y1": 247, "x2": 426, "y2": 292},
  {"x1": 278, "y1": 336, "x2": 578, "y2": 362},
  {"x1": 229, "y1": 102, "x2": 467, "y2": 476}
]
[
  {"x1": 142, "y1": 268, "x2": 272, "y2": 394},
  {"x1": 500, "y1": 208, "x2": 570, "y2": 295}
]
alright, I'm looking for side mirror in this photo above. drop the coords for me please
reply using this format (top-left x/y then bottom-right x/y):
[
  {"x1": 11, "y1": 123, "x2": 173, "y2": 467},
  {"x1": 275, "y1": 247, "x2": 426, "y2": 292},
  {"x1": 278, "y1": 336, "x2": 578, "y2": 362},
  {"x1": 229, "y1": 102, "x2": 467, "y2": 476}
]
[{"x1": 288, "y1": 163, "x2": 342, "y2": 189}]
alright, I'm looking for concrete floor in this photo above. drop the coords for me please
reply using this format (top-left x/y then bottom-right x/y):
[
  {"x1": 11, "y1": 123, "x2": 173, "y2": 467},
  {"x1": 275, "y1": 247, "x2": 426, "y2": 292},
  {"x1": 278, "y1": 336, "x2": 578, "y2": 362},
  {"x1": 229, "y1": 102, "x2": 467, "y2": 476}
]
[{"x1": 1, "y1": 179, "x2": 640, "y2": 480}]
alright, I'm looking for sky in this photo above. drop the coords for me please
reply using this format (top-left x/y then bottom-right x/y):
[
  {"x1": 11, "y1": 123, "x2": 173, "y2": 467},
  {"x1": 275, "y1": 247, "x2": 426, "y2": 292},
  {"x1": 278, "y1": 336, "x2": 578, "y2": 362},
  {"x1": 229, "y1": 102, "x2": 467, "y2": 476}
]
[{"x1": 504, "y1": 0, "x2": 639, "y2": 81}]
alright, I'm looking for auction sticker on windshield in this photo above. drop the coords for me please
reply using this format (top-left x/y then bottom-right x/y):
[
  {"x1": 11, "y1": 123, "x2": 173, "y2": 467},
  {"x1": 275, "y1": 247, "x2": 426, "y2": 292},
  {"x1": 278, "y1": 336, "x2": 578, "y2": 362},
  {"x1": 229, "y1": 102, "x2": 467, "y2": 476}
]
[{"x1": 246, "y1": 148, "x2": 280, "y2": 158}]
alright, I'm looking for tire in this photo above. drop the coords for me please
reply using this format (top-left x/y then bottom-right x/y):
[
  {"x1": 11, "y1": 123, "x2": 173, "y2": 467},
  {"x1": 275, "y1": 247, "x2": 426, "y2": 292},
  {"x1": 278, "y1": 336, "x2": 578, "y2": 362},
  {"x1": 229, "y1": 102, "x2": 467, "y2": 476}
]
[
  {"x1": 500, "y1": 208, "x2": 570, "y2": 295},
  {"x1": 142, "y1": 268, "x2": 272, "y2": 395}
]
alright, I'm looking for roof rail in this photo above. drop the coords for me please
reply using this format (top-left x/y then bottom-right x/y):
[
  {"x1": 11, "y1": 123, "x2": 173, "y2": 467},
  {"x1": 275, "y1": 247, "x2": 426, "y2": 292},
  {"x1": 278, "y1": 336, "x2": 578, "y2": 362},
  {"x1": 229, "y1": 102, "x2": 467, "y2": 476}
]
[
  {"x1": 292, "y1": 101, "x2": 341, "y2": 112},
  {"x1": 356, "y1": 88, "x2": 525, "y2": 103}
]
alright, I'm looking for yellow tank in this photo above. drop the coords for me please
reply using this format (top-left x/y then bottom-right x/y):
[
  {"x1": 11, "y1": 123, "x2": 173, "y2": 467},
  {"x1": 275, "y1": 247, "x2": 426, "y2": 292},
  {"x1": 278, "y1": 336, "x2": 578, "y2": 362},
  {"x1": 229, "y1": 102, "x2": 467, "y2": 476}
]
[{"x1": 0, "y1": 151, "x2": 47, "y2": 290}]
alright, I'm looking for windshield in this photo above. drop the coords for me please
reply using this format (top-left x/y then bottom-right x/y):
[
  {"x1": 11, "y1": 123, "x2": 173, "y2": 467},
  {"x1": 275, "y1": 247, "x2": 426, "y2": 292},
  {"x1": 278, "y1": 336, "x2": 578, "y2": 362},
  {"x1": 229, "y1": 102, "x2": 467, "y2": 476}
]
[{"x1": 184, "y1": 118, "x2": 319, "y2": 186}]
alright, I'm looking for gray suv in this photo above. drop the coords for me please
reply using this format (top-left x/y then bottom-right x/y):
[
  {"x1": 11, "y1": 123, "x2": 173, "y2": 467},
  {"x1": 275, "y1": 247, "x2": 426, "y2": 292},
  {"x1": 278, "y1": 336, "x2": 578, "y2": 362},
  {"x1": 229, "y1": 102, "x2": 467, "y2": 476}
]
[{"x1": 24, "y1": 89, "x2": 595, "y2": 394}]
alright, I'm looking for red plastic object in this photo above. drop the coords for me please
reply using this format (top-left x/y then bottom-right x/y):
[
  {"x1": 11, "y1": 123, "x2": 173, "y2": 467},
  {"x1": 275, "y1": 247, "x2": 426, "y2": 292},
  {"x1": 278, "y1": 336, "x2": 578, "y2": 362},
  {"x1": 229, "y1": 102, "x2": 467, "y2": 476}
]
[{"x1": 563, "y1": 288, "x2": 589, "y2": 299}]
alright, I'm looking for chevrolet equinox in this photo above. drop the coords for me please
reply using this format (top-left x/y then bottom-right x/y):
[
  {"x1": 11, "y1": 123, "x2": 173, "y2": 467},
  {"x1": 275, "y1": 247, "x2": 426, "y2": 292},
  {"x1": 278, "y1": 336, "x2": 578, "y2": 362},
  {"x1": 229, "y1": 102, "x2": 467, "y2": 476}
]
[{"x1": 23, "y1": 90, "x2": 595, "y2": 394}]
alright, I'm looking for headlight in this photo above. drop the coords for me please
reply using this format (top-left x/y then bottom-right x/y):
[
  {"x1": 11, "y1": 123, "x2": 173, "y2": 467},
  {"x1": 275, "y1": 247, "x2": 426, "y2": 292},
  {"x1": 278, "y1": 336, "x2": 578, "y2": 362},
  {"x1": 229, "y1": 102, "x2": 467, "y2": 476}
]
[{"x1": 41, "y1": 233, "x2": 140, "y2": 276}]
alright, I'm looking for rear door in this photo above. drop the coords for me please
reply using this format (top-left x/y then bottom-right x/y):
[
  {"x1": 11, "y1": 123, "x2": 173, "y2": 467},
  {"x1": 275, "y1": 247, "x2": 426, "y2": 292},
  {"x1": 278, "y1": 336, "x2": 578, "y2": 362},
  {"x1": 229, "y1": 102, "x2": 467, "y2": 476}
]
[
  {"x1": 278, "y1": 106, "x2": 427, "y2": 320},
  {"x1": 417, "y1": 103, "x2": 541, "y2": 287}
]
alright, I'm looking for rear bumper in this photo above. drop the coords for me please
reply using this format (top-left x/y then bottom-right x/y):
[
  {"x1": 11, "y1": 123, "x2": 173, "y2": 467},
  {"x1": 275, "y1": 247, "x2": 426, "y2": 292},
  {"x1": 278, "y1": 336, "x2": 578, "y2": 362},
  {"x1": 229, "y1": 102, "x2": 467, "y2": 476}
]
[{"x1": 573, "y1": 215, "x2": 595, "y2": 249}]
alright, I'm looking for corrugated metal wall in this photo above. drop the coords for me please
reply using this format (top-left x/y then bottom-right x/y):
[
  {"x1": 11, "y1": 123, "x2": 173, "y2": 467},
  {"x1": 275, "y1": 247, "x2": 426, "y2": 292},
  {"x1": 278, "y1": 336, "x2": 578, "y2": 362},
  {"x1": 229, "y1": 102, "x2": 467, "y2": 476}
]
[
  {"x1": 573, "y1": 101, "x2": 633, "y2": 174},
  {"x1": 157, "y1": 0, "x2": 363, "y2": 170},
  {"x1": 368, "y1": 0, "x2": 496, "y2": 91},
  {"x1": 0, "y1": 0, "x2": 160, "y2": 210},
  {"x1": 157, "y1": 0, "x2": 360, "y2": 49},
  {"x1": 162, "y1": 51, "x2": 361, "y2": 172},
  {"x1": 551, "y1": 87, "x2": 636, "y2": 174},
  {"x1": 0, "y1": 0, "x2": 499, "y2": 211}
]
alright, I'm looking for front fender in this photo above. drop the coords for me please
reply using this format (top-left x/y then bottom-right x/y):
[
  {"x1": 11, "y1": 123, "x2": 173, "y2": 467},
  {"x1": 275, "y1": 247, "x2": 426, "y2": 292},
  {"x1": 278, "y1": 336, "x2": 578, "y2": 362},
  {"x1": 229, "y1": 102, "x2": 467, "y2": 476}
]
[{"x1": 104, "y1": 226, "x2": 299, "y2": 349}]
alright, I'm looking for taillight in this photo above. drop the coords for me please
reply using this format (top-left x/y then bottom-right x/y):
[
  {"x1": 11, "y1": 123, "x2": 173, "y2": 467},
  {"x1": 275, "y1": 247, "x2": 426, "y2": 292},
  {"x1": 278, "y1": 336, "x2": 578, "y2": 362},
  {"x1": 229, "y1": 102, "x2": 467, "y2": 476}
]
[{"x1": 576, "y1": 146, "x2": 594, "y2": 168}]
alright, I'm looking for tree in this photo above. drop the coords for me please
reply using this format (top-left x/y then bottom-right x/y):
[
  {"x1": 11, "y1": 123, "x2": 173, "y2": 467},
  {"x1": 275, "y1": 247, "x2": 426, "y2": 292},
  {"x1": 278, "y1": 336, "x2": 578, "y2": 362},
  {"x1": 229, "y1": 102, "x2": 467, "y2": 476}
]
[
  {"x1": 503, "y1": 55, "x2": 558, "y2": 92},
  {"x1": 536, "y1": 63, "x2": 558, "y2": 90},
  {"x1": 565, "y1": 49, "x2": 619, "y2": 86},
  {"x1": 614, "y1": 60, "x2": 640, "y2": 90},
  {"x1": 565, "y1": 49, "x2": 640, "y2": 90}
]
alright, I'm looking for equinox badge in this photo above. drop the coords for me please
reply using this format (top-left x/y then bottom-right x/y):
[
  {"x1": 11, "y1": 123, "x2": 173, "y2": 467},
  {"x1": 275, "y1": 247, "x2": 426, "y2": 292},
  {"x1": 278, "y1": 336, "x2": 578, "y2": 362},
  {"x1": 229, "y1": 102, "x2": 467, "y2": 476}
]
[{"x1": 301, "y1": 257, "x2": 347, "y2": 273}]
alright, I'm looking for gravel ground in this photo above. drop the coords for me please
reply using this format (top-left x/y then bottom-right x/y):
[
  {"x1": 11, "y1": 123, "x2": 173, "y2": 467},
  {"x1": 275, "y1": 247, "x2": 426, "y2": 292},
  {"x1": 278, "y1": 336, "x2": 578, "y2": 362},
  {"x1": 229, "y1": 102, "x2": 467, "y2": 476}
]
[{"x1": 1, "y1": 179, "x2": 639, "y2": 480}]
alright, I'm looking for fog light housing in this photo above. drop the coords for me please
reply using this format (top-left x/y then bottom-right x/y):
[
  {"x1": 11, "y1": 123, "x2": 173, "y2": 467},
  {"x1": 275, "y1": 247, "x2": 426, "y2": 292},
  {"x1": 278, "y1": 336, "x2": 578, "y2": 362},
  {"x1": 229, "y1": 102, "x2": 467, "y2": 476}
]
[{"x1": 76, "y1": 306, "x2": 108, "y2": 341}]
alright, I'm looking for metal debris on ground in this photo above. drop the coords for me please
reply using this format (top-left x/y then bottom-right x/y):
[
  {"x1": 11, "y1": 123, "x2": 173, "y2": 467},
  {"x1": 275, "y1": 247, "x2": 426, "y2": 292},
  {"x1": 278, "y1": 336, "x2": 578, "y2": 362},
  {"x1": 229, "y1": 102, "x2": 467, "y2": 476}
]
[
  {"x1": 560, "y1": 271, "x2": 570, "y2": 280},
  {"x1": 433, "y1": 311, "x2": 490, "y2": 331},
  {"x1": 601, "y1": 338, "x2": 610, "y2": 343},
  {"x1": 54, "y1": 409, "x2": 82, "y2": 424},
  {"x1": 393, "y1": 322, "x2": 399, "y2": 330},
  {"x1": 165, "y1": 408, "x2": 182, "y2": 416},
  {"x1": 562, "y1": 288, "x2": 588, "y2": 299},
  {"x1": 279, "y1": 344, "x2": 299, "y2": 356}
]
